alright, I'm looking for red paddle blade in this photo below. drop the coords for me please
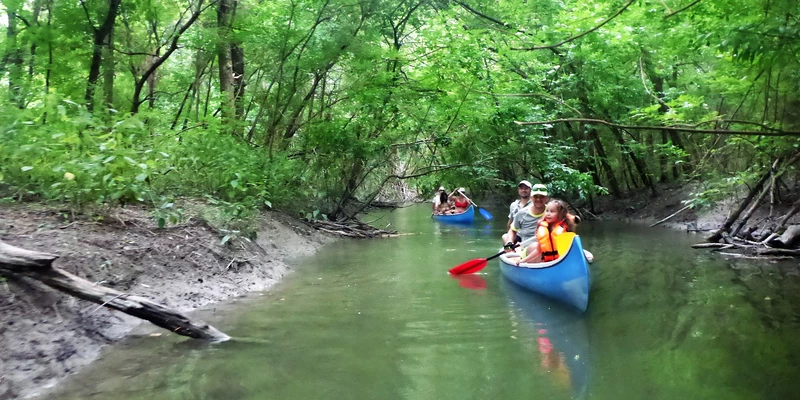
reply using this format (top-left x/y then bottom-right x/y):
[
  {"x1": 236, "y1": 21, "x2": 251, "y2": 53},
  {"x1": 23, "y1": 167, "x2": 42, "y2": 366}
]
[{"x1": 449, "y1": 258, "x2": 488, "y2": 275}]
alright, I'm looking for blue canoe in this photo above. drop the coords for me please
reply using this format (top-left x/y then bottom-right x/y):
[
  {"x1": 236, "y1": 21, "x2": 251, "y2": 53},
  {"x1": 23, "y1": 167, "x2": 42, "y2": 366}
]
[
  {"x1": 498, "y1": 234, "x2": 591, "y2": 312},
  {"x1": 432, "y1": 205, "x2": 474, "y2": 224}
]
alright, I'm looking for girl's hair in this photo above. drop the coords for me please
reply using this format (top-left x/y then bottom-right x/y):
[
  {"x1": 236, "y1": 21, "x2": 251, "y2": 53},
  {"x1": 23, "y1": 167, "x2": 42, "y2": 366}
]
[
  {"x1": 439, "y1": 191, "x2": 449, "y2": 203},
  {"x1": 547, "y1": 199, "x2": 576, "y2": 232}
]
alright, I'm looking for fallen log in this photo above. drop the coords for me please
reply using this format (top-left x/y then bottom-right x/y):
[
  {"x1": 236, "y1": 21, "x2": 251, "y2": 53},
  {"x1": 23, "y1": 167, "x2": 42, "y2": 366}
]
[
  {"x1": 706, "y1": 158, "x2": 778, "y2": 242},
  {"x1": 751, "y1": 247, "x2": 800, "y2": 257},
  {"x1": 691, "y1": 243, "x2": 729, "y2": 249},
  {"x1": 708, "y1": 152, "x2": 800, "y2": 242},
  {"x1": 769, "y1": 225, "x2": 800, "y2": 249},
  {"x1": 0, "y1": 241, "x2": 229, "y2": 341},
  {"x1": 779, "y1": 200, "x2": 800, "y2": 227}
]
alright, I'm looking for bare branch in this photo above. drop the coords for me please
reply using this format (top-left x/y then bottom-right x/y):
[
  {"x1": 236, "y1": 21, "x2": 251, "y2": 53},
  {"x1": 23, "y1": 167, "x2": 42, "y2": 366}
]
[
  {"x1": 114, "y1": 49, "x2": 159, "y2": 57},
  {"x1": 79, "y1": 0, "x2": 96, "y2": 31},
  {"x1": 638, "y1": 56, "x2": 671, "y2": 109},
  {"x1": 386, "y1": 164, "x2": 466, "y2": 180},
  {"x1": 511, "y1": 0, "x2": 636, "y2": 51},
  {"x1": 513, "y1": 118, "x2": 800, "y2": 137},
  {"x1": 665, "y1": 0, "x2": 703, "y2": 19},
  {"x1": 14, "y1": 14, "x2": 31, "y2": 27},
  {"x1": 453, "y1": 0, "x2": 508, "y2": 28},
  {"x1": 472, "y1": 89, "x2": 583, "y2": 116}
]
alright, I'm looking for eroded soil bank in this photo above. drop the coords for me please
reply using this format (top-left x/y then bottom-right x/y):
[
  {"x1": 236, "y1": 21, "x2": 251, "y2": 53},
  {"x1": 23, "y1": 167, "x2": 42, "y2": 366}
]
[
  {"x1": 589, "y1": 182, "x2": 799, "y2": 235},
  {"x1": 0, "y1": 205, "x2": 333, "y2": 399}
]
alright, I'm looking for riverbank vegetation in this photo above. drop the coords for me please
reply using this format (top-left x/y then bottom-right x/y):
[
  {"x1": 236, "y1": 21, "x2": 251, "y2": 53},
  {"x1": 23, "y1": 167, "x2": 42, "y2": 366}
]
[{"x1": 0, "y1": 0, "x2": 798, "y2": 235}]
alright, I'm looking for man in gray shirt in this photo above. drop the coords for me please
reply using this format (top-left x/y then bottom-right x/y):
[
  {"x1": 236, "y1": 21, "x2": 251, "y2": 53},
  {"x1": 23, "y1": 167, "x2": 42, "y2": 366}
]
[
  {"x1": 506, "y1": 180, "x2": 532, "y2": 231},
  {"x1": 503, "y1": 183, "x2": 550, "y2": 250}
]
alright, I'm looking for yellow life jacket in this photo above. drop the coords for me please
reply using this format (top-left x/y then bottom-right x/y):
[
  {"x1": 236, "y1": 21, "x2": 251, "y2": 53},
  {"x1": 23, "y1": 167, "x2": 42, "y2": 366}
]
[{"x1": 536, "y1": 220, "x2": 568, "y2": 262}]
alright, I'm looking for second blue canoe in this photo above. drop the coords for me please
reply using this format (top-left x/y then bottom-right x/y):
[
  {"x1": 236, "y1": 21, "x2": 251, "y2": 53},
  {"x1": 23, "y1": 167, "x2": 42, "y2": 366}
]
[{"x1": 432, "y1": 205, "x2": 474, "y2": 224}]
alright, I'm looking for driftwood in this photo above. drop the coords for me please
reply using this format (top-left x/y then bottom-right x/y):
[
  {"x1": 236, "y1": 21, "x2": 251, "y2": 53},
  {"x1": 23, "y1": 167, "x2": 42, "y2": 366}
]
[
  {"x1": 309, "y1": 219, "x2": 396, "y2": 238},
  {"x1": 691, "y1": 243, "x2": 729, "y2": 249},
  {"x1": 751, "y1": 247, "x2": 800, "y2": 257},
  {"x1": 693, "y1": 226, "x2": 800, "y2": 259},
  {"x1": 770, "y1": 225, "x2": 800, "y2": 248},
  {"x1": 649, "y1": 205, "x2": 691, "y2": 227},
  {"x1": 707, "y1": 159, "x2": 777, "y2": 242},
  {"x1": 0, "y1": 241, "x2": 229, "y2": 341},
  {"x1": 707, "y1": 152, "x2": 800, "y2": 242}
]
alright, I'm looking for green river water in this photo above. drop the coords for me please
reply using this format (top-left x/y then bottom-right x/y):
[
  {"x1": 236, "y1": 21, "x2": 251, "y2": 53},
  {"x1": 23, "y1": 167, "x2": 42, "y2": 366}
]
[{"x1": 47, "y1": 205, "x2": 800, "y2": 400}]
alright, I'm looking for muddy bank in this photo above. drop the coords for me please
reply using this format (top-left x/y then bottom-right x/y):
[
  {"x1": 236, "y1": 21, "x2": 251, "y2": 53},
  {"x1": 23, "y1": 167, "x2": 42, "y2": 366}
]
[
  {"x1": 588, "y1": 182, "x2": 800, "y2": 235},
  {"x1": 0, "y1": 205, "x2": 333, "y2": 399}
]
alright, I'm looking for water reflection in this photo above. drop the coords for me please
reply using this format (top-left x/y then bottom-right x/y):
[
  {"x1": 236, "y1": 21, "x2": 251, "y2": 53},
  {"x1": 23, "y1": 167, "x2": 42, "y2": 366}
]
[
  {"x1": 501, "y1": 278, "x2": 589, "y2": 399},
  {"x1": 450, "y1": 273, "x2": 488, "y2": 290}
]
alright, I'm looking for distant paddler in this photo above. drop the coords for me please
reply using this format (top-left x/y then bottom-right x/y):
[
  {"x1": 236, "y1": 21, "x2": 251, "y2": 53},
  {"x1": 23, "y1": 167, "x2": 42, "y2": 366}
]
[{"x1": 446, "y1": 188, "x2": 472, "y2": 214}]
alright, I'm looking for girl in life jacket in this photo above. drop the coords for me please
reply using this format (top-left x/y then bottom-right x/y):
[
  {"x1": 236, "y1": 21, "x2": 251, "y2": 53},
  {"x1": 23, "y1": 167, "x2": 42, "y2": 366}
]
[{"x1": 515, "y1": 199, "x2": 576, "y2": 265}]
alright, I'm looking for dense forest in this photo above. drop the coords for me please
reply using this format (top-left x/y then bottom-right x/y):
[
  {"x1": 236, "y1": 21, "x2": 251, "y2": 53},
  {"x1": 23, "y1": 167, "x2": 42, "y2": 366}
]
[{"x1": 0, "y1": 0, "x2": 798, "y2": 226}]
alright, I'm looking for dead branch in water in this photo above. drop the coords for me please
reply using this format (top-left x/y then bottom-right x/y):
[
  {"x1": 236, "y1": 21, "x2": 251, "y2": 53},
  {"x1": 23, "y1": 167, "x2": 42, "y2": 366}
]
[
  {"x1": 0, "y1": 241, "x2": 229, "y2": 341},
  {"x1": 707, "y1": 153, "x2": 800, "y2": 243},
  {"x1": 650, "y1": 205, "x2": 691, "y2": 227},
  {"x1": 309, "y1": 219, "x2": 397, "y2": 238},
  {"x1": 692, "y1": 226, "x2": 800, "y2": 259}
]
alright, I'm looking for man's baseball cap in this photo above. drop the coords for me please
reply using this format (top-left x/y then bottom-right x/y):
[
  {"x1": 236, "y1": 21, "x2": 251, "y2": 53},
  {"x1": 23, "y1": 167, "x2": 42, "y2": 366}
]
[
  {"x1": 518, "y1": 180, "x2": 532, "y2": 189},
  {"x1": 531, "y1": 183, "x2": 549, "y2": 196}
]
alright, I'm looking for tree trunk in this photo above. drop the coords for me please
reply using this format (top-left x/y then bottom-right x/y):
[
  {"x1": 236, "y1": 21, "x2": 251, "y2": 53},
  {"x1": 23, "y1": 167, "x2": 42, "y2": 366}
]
[
  {"x1": 27, "y1": 0, "x2": 44, "y2": 80},
  {"x1": 587, "y1": 127, "x2": 621, "y2": 197},
  {"x1": 146, "y1": 55, "x2": 157, "y2": 108},
  {"x1": 102, "y1": 27, "x2": 115, "y2": 108},
  {"x1": 668, "y1": 131, "x2": 688, "y2": 178},
  {"x1": 231, "y1": 41, "x2": 245, "y2": 120},
  {"x1": 217, "y1": 0, "x2": 236, "y2": 133},
  {"x1": 611, "y1": 127, "x2": 657, "y2": 197},
  {"x1": 85, "y1": 0, "x2": 122, "y2": 111},
  {"x1": 42, "y1": 0, "x2": 53, "y2": 123},
  {"x1": 4, "y1": 2, "x2": 24, "y2": 108},
  {"x1": 659, "y1": 131, "x2": 670, "y2": 182},
  {"x1": 0, "y1": 241, "x2": 229, "y2": 341},
  {"x1": 131, "y1": 1, "x2": 206, "y2": 114}
]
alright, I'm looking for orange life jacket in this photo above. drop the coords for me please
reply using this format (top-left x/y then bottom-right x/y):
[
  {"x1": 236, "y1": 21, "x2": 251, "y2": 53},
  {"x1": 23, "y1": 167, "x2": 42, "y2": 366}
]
[{"x1": 536, "y1": 220, "x2": 568, "y2": 262}]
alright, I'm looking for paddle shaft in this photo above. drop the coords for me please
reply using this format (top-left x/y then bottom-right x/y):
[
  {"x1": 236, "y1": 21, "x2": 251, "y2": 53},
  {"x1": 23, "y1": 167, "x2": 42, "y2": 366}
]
[{"x1": 492, "y1": 235, "x2": 538, "y2": 262}]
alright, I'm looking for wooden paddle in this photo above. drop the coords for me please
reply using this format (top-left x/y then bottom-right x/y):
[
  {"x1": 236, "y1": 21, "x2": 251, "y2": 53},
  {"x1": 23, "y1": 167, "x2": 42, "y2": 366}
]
[{"x1": 448, "y1": 236, "x2": 536, "y2": 275}]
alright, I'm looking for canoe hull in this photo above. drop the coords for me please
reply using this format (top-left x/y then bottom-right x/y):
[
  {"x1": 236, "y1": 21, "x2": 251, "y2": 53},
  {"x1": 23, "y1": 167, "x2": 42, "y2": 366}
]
[
  {"x1": 498, "y1": 236, "x2": 590, "y2": 312},
  {"x1": 432, "y1": 205, "x2": 474, "y2": 224}
]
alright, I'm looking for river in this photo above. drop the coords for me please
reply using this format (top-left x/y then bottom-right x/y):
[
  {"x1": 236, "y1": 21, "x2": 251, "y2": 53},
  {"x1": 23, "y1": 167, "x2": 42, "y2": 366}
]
[{"x1": 46, "y1": 205, "x2": 800, "y2": 400}]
